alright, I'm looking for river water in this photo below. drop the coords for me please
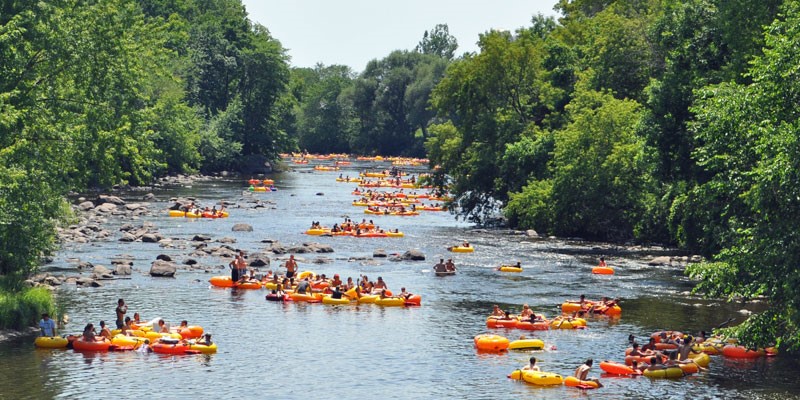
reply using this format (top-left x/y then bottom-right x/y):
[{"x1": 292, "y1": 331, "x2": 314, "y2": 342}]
[{"x1": 1, "y1": 161, "x2": 798, "y2": 400}]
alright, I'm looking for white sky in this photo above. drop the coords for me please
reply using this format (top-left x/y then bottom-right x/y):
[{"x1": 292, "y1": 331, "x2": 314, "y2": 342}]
[{"x1": 241, "y1": 0, "x2": 560, "y2": 72}]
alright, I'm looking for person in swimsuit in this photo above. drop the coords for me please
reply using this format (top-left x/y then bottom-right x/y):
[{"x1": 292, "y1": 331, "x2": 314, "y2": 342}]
[
  {"x1": 285, "y1": 255, "x2": 297, "y2": 279},
  {"x1": 115, "y1": 298, "x2": 127, "y2": 329}
]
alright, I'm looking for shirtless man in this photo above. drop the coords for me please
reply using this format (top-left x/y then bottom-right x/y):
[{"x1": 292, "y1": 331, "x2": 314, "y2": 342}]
[
  {"x1": 445, "y1": 259, "x2": 456, "y2": 272},
  {"x1": 433, "y1": 259, "x2": 446, "y2": 273},
  {"x1": 284, "y1": 255, "x2": 298, "y2": 279},
  {"x1": 489, "y1": 304, "x2": 506, "y2": 319},
  {"x1": 519, "y1": 304, "x2": 534, "y2": 321},
  {"x1": 574, "y1": 359, "x2": 603, "y2": 387},
  {"x1": 115, "y1": 298, "x2": 127, "y2": 329}
]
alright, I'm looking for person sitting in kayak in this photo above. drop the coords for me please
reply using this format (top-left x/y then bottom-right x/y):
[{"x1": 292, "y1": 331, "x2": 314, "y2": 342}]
[
  {"x1": 433, "y1": 259, "x2": 447, "y2": 273},
  {"x1": 489, "y1": 305, "x2": 506, "y2": 319},
  {"x1": 397, "y1": 287, "x2": 413, "y2": 300},
  {"x1": 522, "y1": 356, "x2": 540, "y2": 371},
  {"x1": 519, "y1": 304, "x2": 534, "y2": 321}
]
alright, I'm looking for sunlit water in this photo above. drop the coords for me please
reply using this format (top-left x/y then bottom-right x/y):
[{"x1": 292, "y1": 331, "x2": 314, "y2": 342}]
[{"x1": 2, "y1": 161, "x2": 799, "y2": 399}]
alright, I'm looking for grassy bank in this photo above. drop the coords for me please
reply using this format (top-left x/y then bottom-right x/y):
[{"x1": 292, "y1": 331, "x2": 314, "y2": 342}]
[{"x1": 0, "y1": 287, "x2": 55, "y2": 331}]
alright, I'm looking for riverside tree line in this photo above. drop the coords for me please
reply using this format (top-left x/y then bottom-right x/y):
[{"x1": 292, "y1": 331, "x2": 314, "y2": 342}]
[{"x1": 2, "y1": 0, "x2": 800, "y2": 350}]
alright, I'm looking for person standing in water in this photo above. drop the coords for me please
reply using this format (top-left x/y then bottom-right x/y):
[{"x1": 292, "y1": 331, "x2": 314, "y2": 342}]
[{"x1": 115, "y1": 298, "x2": 127, "y2": 329}]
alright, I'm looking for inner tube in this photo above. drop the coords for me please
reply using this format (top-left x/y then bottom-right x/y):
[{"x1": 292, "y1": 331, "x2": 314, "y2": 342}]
[
  {"x1": 34, "y1": 336, "x2": 68, "y2": 349},
  {"x1": 508, "y1": 370, "x2": 563, "y2": 386},
  {"x1": 508, "y1": 339, "x2": 545, "y2": 350},
  {"x1": 474, "y1": 334, "x2": 509, "y2": 352},
  {"x1": 563, "y1": 376, "x2": 599, "y2": 389},
  {"x1": 592, "y1": 266, "x2": 614, "y2": 275}
]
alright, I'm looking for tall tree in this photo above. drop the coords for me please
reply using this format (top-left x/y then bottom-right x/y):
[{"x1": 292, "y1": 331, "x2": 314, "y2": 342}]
[{"x1": 416, "y1": 24, "x2": 458, "y2": 60}]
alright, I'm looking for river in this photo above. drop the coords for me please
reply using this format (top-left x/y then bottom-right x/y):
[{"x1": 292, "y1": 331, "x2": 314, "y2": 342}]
[{"x1": 1, "y1": 160, "x2": 798, "y2": 400}]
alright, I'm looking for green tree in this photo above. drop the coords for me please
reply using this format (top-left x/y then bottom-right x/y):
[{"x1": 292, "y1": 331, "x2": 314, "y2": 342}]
[
  {"x1": 686, "y1": 0, "x2": 800, "y2": 351},
  {"x1": 416, "y1": 23, "x2": 458, "y2": 59}
]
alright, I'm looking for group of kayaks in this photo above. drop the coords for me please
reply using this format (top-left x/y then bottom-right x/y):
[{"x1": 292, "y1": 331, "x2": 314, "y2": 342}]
[
  {"x1": 34, "y1": 322, "x2": 216, "y2": 355},
  {"x1": 168, "y1": 209, "x2": 229, "y2": 219},
  {"x1": 208, "y1": 273, "x2": 422, "y2": 307}
]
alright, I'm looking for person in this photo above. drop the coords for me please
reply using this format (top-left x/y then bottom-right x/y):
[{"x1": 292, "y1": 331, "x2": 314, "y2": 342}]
[
  {"x1": 628, "y1": 342, "x2": 649, "y2": 357},
  {"x1": 345, "y1": 277, "x2": 355, "y2": 290},
  {"x1": 98, "y1": 321, "x2": 112, "y2": 339},
  {"x1": 398, "y1": 287, "x2": 413, "y2": 300},
  {"x1": 445, "y1": 259, "x2": 456, "y2": 272},
  {"x1": 156, "y1": 319, "x2": 169, "y2": 333},
  {"x1": 82, "y1": 323, "x2": 97, "y2": 342},
  {"x1": 296, "y1": 277, "x2": 311, "y2": 295},
  {"x1": 519, "y1": 304, "x2": 534, "y2": 321},
  {"x1": 522, "y1": 356, "x2": 540, "y2": 371},
  {"x1": 462, "y1": 241, "x2": 470, "y2": 247},
  {"x1": 235, "y1": 251, "x2": 248, "y2": 282},
  {"x1": 628, "y1": 334, "x2": 636, "y2": 345},
  {"x1": 196, "y1": 333, "x2": 213, "y2": 346},
  {"x1": 39, "y1": 313, "x2": 56, "y2": 337},
  {"x1": 136, "y1": 339, "x2": 153, "y2": 353},
  {"x1": 574, "y1": 359, "x2": 602, "y2": 387},
  {"x1": 677, "y1": 335, "x2": 699, "y2": 361},
  {"x1": 132, "y1": 312, "x2": 142, "y2": 325},
  {"x1": 121, "y1": 317, "x2": 133, "y2": 335},
  {"x1": 115, "y1": 298, "x2": 127, "y2": 329},
  {"x1": 598, "y1": 257, "x2": 607, "y2": 267},
  {"x1": 330, "y1": 286, "x2": 344, "y2": 300},
  {"x1": 331, "y1": 274, "x2": 342, "y2": 287},
  {"x1": 433, "y1": 259, "x2": 446, "y2": 273},
  {"x1": 641, "y1": 337, "x2": 660, "y2": 354},
  {"x1": 490, "y1": 305, "x2": 505, "y2": 318},
  {"x1": 229, "y1": 254, "x2": 241, "y2": 283},
  {"x1": 375, "y1": 276, "x2": 387, "y2": 290},
  {"x1": 285, "y1": 255, "x2": 297, "y2": 279}
]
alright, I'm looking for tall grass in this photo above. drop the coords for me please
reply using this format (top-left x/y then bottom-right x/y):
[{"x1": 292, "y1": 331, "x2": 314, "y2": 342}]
[{"x1": 0, "y1": 287, "x2": 55, "y2": 331}]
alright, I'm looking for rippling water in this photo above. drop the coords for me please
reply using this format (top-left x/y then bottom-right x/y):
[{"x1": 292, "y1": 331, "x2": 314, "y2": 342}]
[{"x1": 2, "y1": 162, "x2": 799, "y2": 400}]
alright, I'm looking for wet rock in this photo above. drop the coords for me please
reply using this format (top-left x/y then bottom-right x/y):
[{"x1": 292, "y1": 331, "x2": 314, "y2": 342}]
[
  {"x1": 647, "y1": 256, "x2": 672, "y2": 266},
  {"x1": 248, "y1": 255, "x2": 270, "y2": 267},
  {"x1": 156, "y1": 254, "x2": 173, "y2": 262},
  {"x1": 119, "y1": 233, "x2": 136, "y2": 242},
  {"x1": 526, "y1": 229, "x2": 539, "y2": 238},
  {"x1": 64, "y1": 277, "x2": 78, "y2": 285},
  {"x1": 78, "y1": 201, "x2": 95, "y2": 211},
  {"x1": 261, "y1": 239, "x2": 277, "y2": 244},
  {"x1": 76, "y1": 277, "x2": 101, "y2": 287},
  {"x1": 44, "y1": 276, "x2": 62, "y2": 286},
  {"x1": 402, "y1": 250, "x2": 426, "y2": 261},
  {"x1": 268, "y1": 242, "x2": 287, "y2": 254},
  {"x1": 305, "y1": 243, "x2": 334, "y2": 253},
  {"x1": 141, "y1": 233, "x2": 162, "y2": 243},
  {"x1": 373, "y1": 249, "x2": 387, "y2": 258},
  {"x1": 125, "y1": 203, "x2": 143, "y2": 211},
  {"x1": 92, "y1": 265, "x2": 112, "y2": 276},
  {"x1": 192, "y1": 235, "x2": 212, "y2": 242},
  {"x1": 312, "y1": 257, "x2": 332, "y2": 264},
  {"x1": 218, "y1": 237, "x2": 237, "y2": 244},
  {"x1": 183, "y1": 258, "x2": 198, "y2": 265},
  {"x1": 316, "y1": 192, "x2": 324, "y2": 196},
  {"x1": 143, "y1": 193, "x2": 157, "y2": 201},
  {"x1": 113, "y1": 264, "x2": 132, "y2": 276},
  {"x1": 150, "y1": 260, "x2": 177, "y2": 277},
  {"x1": 232, "y1": 223, "x2": 253, "y2": 232},
  {"x1": 97, "y1": 194, "x2": 125, "y2": 205},
  {"x1": 388, "y1": 254, "x2": 403, "y2": 262},
  {"x1": 690, "y1": 255, "x2": 703, "y2": 263},
  {"x1": 95, "y1": 203, "x2": 118, "y2": 213}
]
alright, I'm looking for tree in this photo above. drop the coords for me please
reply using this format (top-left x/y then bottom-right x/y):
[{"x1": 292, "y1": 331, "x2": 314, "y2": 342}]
[
  {"x1": 685, "y1": 0, "x2": 800, "y2": 351},
  {"x1": 416, "y1": 24, "x2": 458, "y2": 59}
]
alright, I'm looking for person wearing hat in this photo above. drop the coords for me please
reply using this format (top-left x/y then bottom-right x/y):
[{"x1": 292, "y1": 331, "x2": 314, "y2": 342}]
[
  {"x1": 39, "y1": 313, "x2": 56, "y2": 337},
  {"x1": 331, "y1": 274, "x2": 342, "y2": 287}
]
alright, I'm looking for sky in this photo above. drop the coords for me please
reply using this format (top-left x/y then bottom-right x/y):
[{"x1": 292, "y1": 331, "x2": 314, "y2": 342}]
[{"x1": 241, "y1": 0, "x2": 560, "y2": 72}]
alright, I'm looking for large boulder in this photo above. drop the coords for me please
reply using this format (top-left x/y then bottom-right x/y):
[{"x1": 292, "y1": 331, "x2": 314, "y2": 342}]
[
  {"x1": 232, "y1": 223, "x2": 253, "y2": 232},
  {"x1": 92, "y1": 265, "x2": 111, "y2": 276},
  {"x1": 150, "y1": 260, "x2": 177, "y2": 277},
  {"x1": 647, "y1": 256, "x2": 672, "y2": 266},
  {"x1": 97, "y1": 195, "x2": 125, "y2": 205},
  {"x1": 156, "y1": 254, "x2": 173, "y2": 262},
  {"x1": 248, "y1": 254, "x2": 270, "y2": 267},
  {"x1": 402, "y1": 250, "x2": 426, "y2": 261},
  {"x1": 113, "y1": 264, "x2": 132, "y2": 276},
  {"x1": 78, "y1": 201, "x2": 95, "y2": 211},
  {"x1": 141, "y1": 233, "x2": 161, "y2": 243},
  {"x1": 373, "y1": 249, "x2": 387, "y2": 258},
  {"x1": 192, "y1": 235, "x2": 212, "y2": 242},
  {"x1": 95, "y1": 203, "x2": 118, "y2": 213}
]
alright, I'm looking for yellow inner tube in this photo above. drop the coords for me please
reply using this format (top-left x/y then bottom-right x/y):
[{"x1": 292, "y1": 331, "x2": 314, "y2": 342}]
[
  {"x1": 509, "y1": 370, "x2": 563, "y2": 386},
  {"x1": 508, "y1": 339, "x2": 545, "y2": 350},
  {"x1": 34, "y1": 336, "x2": 68, "y2": 349},
  {"x1": 499, "y1": 266, "x2": 522, "y2": 272}
]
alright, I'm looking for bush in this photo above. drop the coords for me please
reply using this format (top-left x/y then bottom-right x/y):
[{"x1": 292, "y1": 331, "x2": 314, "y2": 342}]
[{"x1": 0, "y1": 287, "x2": 55, "y2": 331}]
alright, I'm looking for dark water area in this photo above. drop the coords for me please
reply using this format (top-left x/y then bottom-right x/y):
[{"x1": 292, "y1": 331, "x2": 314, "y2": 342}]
[{"x1": 1, "y1": 161, "x2": 798, "y2": 399}]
